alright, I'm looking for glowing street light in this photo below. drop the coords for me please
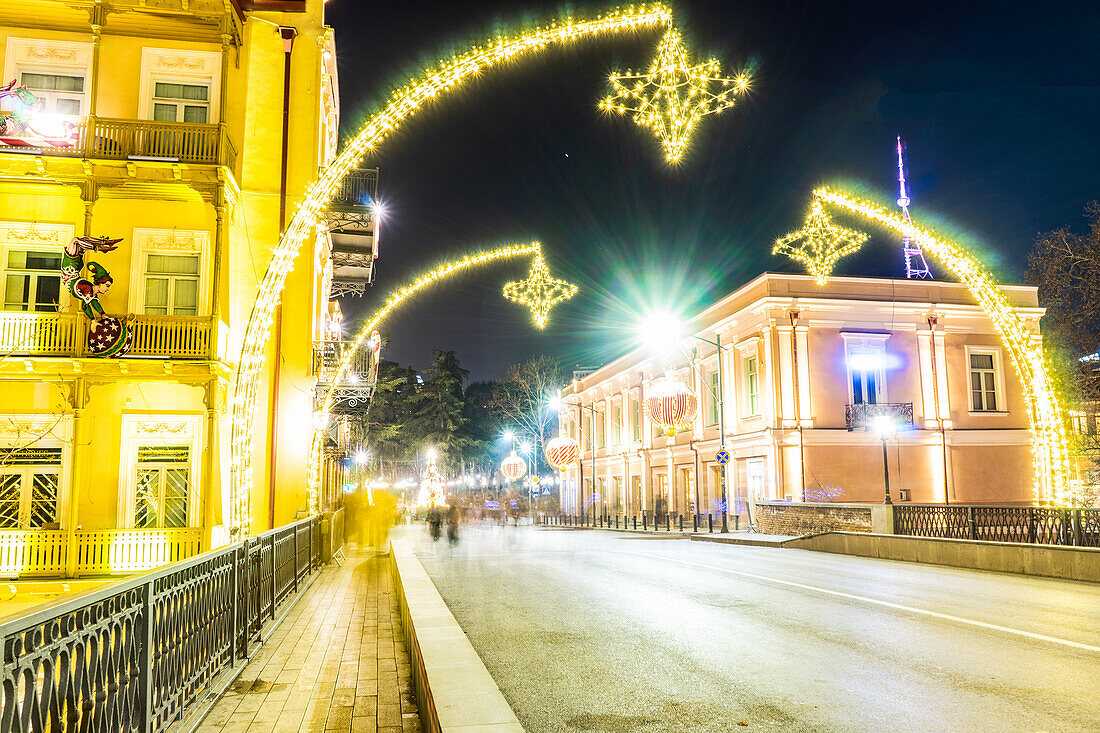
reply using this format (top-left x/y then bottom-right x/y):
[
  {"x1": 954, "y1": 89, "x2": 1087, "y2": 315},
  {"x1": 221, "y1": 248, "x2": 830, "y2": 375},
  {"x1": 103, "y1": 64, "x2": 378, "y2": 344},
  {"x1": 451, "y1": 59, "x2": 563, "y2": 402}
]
[{"x1": 354, "y1": 450, "x2": 371, "y2": 466}]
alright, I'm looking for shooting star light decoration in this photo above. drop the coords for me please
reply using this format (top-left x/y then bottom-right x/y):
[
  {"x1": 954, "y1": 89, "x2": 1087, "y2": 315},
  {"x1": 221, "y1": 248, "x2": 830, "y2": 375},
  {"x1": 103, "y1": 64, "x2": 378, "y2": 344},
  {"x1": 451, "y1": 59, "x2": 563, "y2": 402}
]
[{"x1": 601, "y1": 29, "x2": 751, "y2": 162}]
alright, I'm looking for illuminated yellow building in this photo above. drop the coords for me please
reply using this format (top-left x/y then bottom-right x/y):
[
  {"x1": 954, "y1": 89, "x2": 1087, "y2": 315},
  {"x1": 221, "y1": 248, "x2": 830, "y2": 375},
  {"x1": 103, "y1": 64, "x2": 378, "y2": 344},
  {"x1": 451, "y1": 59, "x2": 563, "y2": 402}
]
[{"x1": 0, "y1": 0, "x2": 377, "y2": 576}]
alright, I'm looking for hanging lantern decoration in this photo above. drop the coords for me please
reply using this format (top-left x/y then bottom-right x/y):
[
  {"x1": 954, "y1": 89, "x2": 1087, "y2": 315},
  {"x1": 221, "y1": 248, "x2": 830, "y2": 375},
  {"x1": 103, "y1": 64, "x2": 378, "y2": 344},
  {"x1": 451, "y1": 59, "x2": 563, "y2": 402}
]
[
  {"x1": 501, "y1": 452, "x2": 527, "y2": 482},
  {"x1": 645, "y1": 375, "x2": 698, "y2": 437},
  {"x1": 545, "y1": 434, "x2": 580, "y2": 472}
]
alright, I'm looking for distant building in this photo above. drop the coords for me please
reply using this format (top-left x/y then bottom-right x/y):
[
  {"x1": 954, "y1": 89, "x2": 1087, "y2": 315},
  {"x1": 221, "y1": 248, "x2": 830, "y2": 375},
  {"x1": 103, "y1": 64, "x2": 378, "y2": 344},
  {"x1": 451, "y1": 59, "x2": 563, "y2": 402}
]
[{"x1": 558, "y1": 273, "x2": 1044, "y2": 524}]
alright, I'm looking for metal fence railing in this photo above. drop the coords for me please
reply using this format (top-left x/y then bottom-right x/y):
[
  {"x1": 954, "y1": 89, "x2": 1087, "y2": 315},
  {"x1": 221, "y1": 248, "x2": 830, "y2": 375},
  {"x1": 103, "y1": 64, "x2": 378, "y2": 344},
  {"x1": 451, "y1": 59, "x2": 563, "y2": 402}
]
[
  {"x1": 0, "y1": 515, "x2": 324, "y2": 732},
  {"x1": 894, "y1": 504, "x2": 1100, "y2": 547}
]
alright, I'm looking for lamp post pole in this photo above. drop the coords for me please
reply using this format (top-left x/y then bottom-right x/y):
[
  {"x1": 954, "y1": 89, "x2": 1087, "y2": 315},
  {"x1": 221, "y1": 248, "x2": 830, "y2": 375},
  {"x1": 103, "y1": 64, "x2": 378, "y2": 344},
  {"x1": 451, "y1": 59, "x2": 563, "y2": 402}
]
[
  {"x1": 714, "y1": 334, "x2": 730, "y2": 533},
  {"x1": 881, "y1": 433, "x2": 893, "y2": 505}
]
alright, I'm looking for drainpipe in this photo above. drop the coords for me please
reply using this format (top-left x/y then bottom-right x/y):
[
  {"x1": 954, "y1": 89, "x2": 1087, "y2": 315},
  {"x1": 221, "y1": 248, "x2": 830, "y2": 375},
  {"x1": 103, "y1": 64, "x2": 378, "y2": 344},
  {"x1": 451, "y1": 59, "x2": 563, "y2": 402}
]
[{"x1": 268, "y1": 26, "x2": 297, "y2": 529}]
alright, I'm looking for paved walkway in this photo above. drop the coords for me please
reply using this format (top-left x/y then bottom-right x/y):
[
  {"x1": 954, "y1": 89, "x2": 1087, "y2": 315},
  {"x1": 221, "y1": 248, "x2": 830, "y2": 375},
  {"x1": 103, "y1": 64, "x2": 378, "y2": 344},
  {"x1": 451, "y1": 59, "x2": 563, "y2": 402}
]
[{"x1": 197, "y1": 550, "x2": 419, "y2": 733}]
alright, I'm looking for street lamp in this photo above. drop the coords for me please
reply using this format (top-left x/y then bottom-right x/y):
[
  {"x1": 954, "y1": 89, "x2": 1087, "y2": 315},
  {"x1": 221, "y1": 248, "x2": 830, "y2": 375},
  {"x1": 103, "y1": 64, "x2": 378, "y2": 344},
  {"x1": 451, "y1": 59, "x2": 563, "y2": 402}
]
[
  {"x1": 872, "y1": 415, "x2": 896, "y2": 505},
  {"x1": 639, "y1": 310, "x2": 735, "y2": 533},
  {"x1": 556, "y1": 397, "x2": 599, "y2": 524}
]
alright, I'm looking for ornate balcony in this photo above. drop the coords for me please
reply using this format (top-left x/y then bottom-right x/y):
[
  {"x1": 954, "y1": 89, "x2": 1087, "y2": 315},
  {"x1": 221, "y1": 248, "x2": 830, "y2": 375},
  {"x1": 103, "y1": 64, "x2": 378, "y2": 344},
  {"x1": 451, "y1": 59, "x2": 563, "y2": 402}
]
[
  {"x1": 325, "y1": 168, "x2": 380, "y2": 297},
  {"x1": 0, "y1": 527, "x2": 202, "y2": 578},
  {"x1": 845, "y1": 402, "x2": 914, "y2": 431},
  {"x1": 312, "y1": 339, "x2": 377, "y2": 414},
  {"x1": 0, "y1": 116, "x2": 236, "y2": 168},
  {"x1": 0, "y1": 312, "x2": 213, "y2": 360}
]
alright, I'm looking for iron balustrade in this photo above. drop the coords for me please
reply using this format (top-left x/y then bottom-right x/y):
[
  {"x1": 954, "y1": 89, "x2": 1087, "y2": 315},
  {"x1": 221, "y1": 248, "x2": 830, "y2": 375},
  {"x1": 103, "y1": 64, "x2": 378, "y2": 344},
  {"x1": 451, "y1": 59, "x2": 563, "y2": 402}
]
[
  {"x1": 845, "y1": 402, "x2": 914, "y2": 431},
  {"x1": 0, "y1": 515, "x2": 324, "y2": 732},
  {"x1": 894, "y1": 504, "x2": 1100, "y2": 547},
  {"x1": 330, "y1": 168, "x2": 379, "y2": 208}
]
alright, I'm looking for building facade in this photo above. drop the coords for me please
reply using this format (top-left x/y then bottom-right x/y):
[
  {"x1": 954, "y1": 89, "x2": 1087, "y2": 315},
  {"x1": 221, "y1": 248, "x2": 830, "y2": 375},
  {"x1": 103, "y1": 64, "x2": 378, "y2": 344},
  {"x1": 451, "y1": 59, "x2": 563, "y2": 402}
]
[
  {"x1": 0, "y1": 0, "x2": 378, "y2": 576},
  {"x1": 558, "y1": 273, "x2": 1044, "y2": 525}
]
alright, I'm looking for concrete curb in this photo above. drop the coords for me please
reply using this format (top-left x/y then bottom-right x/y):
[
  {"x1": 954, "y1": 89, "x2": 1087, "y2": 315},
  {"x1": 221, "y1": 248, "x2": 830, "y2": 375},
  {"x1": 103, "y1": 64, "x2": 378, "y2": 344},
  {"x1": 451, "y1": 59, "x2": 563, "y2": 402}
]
[
  {"x1": 786, "y1": 532, "x2": 1100, "y2": 583},
  {"x1": 690, "y1": 533, "x2": 798, "y2": 547},
  {"x1": 390, "y1": 539, "x2": 524, "y2": 732}
]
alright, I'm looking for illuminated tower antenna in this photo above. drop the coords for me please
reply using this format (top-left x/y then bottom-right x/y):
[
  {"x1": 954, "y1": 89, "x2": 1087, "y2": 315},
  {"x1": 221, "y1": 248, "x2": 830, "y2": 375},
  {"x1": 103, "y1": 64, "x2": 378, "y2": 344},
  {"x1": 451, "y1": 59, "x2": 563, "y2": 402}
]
[{"x1": 896, "y1": 136, "x2": 932, "y2": 279}]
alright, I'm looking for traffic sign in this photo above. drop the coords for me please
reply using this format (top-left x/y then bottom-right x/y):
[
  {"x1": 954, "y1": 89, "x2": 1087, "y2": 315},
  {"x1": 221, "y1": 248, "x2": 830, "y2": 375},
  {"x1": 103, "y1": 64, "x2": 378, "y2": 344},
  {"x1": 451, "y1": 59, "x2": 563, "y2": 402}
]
[
  {"x1": 716, "y1": 449, "x2": 731, "y2": 465},
  {"x1": 531, "y1": 488, "x2": 540, "y2": 498}
]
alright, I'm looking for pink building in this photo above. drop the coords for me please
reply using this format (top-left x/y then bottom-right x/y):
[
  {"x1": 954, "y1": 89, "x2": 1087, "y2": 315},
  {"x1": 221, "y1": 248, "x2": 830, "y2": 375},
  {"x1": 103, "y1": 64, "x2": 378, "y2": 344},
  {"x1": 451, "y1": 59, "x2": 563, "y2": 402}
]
[{"x1": 557, "y1": 273, "x2": 1043, "y2": 524}]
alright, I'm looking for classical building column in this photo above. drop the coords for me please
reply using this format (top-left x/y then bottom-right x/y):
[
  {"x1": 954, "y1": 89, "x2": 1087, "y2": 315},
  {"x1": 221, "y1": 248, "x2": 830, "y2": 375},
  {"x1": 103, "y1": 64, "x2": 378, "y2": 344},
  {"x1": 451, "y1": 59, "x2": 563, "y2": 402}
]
[
  {"x1": 64, "y1": 378, "x2": 87, "y2": 578},
  {"x1": 794, "y1": 324, "x2": 813, "y2": 427},
  {"x1": 916, "y1": 328, "x2": 939, "y2": 428},
  {"x1": 776, "y1": 324, "x2": 797, "y2": 428}
]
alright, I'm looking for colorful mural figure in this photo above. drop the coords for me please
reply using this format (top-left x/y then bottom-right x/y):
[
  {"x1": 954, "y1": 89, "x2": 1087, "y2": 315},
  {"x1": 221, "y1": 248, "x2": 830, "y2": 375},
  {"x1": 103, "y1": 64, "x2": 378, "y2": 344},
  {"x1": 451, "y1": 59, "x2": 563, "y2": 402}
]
[
  {"x1": 61, "y1": 235, "x2": 133, "y2": 358},
  {"x1": 0, "y1": 80, "x2": 81, "y2": 149}
]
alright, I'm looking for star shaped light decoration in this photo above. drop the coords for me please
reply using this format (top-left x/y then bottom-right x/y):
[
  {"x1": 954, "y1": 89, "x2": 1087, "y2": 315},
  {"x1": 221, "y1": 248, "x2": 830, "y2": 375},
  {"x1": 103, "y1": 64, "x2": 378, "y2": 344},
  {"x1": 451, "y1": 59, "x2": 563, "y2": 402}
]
[
  {"x1": 600, "y1": 28, "x2": 751, "y2": 163},
  {"x1": 773, "y1": 199, "x2": 870, "y2": 285},
  {"x1": 502, "y1": 254, "x2": 578, "y2": 328}
]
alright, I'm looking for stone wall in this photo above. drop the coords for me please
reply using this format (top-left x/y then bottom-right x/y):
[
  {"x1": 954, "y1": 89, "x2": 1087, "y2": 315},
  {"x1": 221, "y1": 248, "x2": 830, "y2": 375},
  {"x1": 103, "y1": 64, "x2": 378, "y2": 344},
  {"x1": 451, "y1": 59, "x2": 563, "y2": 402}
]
[{"x1": 755, "y1": 501, "x2": 874, "y2": 536}]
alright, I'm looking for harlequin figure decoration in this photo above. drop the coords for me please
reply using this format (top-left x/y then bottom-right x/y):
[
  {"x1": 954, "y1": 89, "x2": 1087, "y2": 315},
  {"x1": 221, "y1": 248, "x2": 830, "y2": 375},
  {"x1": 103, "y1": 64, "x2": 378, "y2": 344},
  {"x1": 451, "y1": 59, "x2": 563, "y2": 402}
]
[{"x1": 61, "y1": 235, "x2": 133, "y2": 358}]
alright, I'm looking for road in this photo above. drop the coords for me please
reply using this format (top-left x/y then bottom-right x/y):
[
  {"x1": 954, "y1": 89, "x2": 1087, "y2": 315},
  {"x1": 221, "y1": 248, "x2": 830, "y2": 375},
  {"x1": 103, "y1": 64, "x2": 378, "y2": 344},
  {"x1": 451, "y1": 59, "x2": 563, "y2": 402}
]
[{"x1": 396, "y1": 523, "x2": 1100, "y2": 733}]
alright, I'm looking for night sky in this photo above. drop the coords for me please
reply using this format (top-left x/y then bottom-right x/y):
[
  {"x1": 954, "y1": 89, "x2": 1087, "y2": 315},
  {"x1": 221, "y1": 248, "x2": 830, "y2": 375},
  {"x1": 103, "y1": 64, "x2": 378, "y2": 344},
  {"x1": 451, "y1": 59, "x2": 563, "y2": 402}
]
[{"x1": 324, "y1": 0, "x2": 1100, "y2": 382}]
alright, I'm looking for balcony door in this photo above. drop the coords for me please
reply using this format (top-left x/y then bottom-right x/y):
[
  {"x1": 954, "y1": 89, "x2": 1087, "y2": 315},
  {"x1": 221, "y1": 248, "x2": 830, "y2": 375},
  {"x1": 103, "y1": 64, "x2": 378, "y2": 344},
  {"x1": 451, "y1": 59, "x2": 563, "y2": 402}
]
[
  {"x1": 134, "y1": 445, "x2": 190, "y2": 529},
  {"x1": 150, "y1": 80, "x2": 209, "y2": 124},
  {"x1": 142, "y1": 252, "x2": 199, "y2": 315},
  {"x1": 0, "y1": 447, "x2": 61, "y2": 529}
]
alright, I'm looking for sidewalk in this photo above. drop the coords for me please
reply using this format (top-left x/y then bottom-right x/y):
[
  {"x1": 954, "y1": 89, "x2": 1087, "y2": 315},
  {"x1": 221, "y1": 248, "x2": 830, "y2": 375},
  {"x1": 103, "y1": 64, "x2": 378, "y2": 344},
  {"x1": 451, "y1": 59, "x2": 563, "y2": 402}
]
[{"x1": 196, "y1": 549, "x2": 419, "y2": 733}]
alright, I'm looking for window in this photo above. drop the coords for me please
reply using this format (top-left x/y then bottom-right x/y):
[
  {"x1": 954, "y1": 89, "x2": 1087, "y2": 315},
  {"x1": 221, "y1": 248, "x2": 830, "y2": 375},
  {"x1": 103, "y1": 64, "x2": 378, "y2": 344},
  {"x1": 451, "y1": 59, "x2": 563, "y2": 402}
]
[
  {"x1": 0, "y1": 447, "x2": 61, "y2": 529},
  {"x1": 19, "y1": 71, "x2": 85, "y2": 115},
  {"x1": 595, "y1": 409, "x2": 605, "y2": 450},
  {"x1": 969, "y1": 351, "x2": 1000, "y2": 412},
  {"x1": 4, "y1": 249, "x2": 61, "y2": 311},
  {"x1": 612, "y1": 403, "x2": 622, "y2": 446},
  {"x1": 744, "y1": 356, "x2": 759, "y2": 416},
  {"x1": 706, "y1": 368, "x2": 720, "y2": 425},
  {"x1": 842, "y1": 334, "x2": 890, "y2": 406},
  {"x1": 134, "y1": 445, "x2": 189, "y2": 528},
  {"x1": 143, "y1": 253, "x2": 199, "y2": 315},
  {"x1": 630, "y1": 395, "x2": 641, "y2": 441},
  {"x1": 630, "y1": 476, "x2": 641, "y2": 514},
  {"x1": 613, "y1": 476, "x2": 623, "y2": 513},
  {"x1": 151, "y1": 81, "x2": 209, "y2": 123}
]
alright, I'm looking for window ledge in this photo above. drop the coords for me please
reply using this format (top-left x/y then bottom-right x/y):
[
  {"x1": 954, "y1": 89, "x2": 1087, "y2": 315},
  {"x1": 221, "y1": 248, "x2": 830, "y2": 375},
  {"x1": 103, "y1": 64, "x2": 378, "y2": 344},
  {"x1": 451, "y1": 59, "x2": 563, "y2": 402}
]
[{"x1": 967, "y1": 410, "x2": 1010, "y2": 417}]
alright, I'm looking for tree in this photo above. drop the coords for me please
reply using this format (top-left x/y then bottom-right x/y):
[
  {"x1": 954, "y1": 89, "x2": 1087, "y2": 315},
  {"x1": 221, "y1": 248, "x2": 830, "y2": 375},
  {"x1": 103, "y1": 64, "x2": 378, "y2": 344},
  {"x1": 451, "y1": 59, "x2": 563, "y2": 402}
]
[
  {"x1": 408, "y1": 350, "x2": 472, "y2": 472},
  {"x1": 462, "y1": 380, "x2": 500, "y2": 472},
  {"x1": 1027, "y1": 201, "x2": 1100, "y2": 506},
  {"x1": 364, "y1": 360, "x2": 421, "y2": 481},
  {"x1": 489, "y1": 355, "x2": 568, "y2": 475}
]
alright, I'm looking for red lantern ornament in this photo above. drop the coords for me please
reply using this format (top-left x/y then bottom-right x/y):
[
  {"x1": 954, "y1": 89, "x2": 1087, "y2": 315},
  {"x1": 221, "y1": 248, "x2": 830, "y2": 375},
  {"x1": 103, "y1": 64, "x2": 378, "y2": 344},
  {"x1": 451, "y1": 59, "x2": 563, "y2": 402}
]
[
  {"x1": 501, "y1": 452, "x2": 527, "y2": 481},
  {"x1": 645, "y1": 376, "x2": 698, "y2": 437},
  {"x1": 545, "y1": 434, "x2": 580, "y2": 472}
]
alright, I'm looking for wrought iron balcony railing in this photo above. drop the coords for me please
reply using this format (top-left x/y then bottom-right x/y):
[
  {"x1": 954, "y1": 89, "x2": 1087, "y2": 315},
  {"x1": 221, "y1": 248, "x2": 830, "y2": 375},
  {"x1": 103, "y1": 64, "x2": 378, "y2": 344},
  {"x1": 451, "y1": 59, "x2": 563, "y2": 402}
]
[
  {"x1": 845, "y1": 401, "x2": 914, "y2": 431},
  {"x1": 0, "y1": 312, "x2": 213, "y2": 359},
  {"x1": 331, "y1": 167, "x2": 379, "y2": 208},
  {"x1": 0, "y1": 116, "x2": 237, "y2": 168},
  {"x1": 312, "y1": 340, "x2": 378, "y2": 414}
]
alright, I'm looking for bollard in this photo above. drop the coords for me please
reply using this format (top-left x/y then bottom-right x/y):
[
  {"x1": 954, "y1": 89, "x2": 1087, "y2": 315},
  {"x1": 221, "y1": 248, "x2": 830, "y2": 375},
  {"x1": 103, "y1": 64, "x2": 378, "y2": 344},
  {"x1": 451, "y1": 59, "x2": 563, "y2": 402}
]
[
  {"x1": 633, "y1": 515, "x2": 637, "y2": 530},
  {"x1": 666, "y1": 514, "x2": 671, "y2": 532},
  {"x1": 679, "y1": 515, "x2": 683, "y2": 533},
  {"x1": 708, "y1": 514, "x2": 713, "y2": 533},
  {"x1": 693, "y1": 514, "x2": 698, "y2": 533},
  {"x1": 643, "y1": 514, "x2": 648, "y2": 530},
  {"x1": 615, "y1": 515, "x2": 620, "y2": 529}
]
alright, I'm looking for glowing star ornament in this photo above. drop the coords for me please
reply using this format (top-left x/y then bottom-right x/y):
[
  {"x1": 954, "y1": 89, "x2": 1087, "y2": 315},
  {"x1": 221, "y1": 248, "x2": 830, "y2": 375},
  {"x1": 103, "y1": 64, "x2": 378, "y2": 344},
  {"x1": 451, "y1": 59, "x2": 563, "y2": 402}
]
[
  {"x1": 773, "y1": 199, "x2": 870, "y2": 285},
  {"x1": 602, "y1": 28, "x2": 751, "y2": 163},
  {"x1": 502, "y1": 254, "x2": 578, "y2": 328}
]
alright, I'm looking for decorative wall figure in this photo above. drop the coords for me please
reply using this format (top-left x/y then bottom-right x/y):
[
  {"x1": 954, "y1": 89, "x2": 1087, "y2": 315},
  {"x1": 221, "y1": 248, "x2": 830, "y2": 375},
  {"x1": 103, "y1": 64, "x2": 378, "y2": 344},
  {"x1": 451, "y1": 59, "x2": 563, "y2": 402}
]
[{"x1": 61, "y1": 235, "x2": 133, "y2": 357}]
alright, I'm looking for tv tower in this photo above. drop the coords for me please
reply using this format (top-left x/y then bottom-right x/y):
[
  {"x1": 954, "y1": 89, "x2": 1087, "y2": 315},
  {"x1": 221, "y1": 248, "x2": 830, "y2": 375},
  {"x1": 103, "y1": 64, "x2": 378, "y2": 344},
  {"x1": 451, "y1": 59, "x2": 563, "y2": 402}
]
[{"x1": 896, "y1": 136, "x2": 932, "y2": 279}]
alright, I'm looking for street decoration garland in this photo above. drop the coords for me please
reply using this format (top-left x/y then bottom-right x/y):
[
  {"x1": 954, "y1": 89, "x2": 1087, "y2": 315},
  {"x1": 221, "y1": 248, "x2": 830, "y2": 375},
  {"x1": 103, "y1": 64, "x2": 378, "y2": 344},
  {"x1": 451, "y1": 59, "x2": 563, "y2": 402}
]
[
  {"x1": 772, "y1": 199, "x2": 869, "y2": 285},
  {"x1": 229, "y1": 3, "x2": 758, "y2": 535},
  {"x1": 545, "y1": 434, "x2": 580, "y2": 472},
  {"x1": 644, "y1": 375, "x2": 698, "y2": 437},
  {"x1": 501, "y1": 452, "x2": 528, "y2": 482}
]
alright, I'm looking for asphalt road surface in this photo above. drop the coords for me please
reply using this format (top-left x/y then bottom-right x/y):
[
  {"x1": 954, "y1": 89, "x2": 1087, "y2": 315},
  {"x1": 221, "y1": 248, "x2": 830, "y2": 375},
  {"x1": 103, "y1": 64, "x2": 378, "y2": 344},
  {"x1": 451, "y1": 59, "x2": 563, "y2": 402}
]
[{"x1": 397, "y1": 523, "x2": 1100, "y2": 733}]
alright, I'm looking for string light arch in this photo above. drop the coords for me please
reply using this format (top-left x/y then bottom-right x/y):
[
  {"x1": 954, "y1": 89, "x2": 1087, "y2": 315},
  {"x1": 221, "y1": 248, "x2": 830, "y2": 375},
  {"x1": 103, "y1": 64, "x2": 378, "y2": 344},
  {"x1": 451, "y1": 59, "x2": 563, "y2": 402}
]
[
  {"x1": 229, "y1": 3, "x2": 758, "y2": 535},
  {"x1": 305, "y1": 243, "x2": 576, "y2": 512},
  {"x1": 806, "y1": 188, "x2": 1071, "y2": 506}
]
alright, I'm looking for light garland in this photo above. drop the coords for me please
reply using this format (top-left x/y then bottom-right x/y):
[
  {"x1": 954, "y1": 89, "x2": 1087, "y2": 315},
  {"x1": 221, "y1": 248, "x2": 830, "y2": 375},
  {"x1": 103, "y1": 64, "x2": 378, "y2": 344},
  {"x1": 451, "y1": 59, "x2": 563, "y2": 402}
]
[
  {"x1": 812, "y1": 187, "x2": 1072, "y2": 506},
  {"x1": 601, "y1": 28, "x2": 750, "y2": 162},
  {"x1": 304, "y1": 243, "x2": 575, "y2": 508},
  {"x1": 773, "y1": 199, "x2": 869, "y2": 284},
  {"x1": 502, "y1": 254, "x2": 579, "y2": 328},
  {"x1": 229, "y1": 5, "x2": 688, "y2": 534}
]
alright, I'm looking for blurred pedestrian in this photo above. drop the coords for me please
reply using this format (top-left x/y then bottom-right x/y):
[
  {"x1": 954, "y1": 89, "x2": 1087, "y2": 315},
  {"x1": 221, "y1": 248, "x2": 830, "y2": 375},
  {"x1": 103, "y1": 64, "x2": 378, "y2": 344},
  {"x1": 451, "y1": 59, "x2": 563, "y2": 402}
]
[{"x1": 446, "y1": 503, "x2": 460, "y2": 545}]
